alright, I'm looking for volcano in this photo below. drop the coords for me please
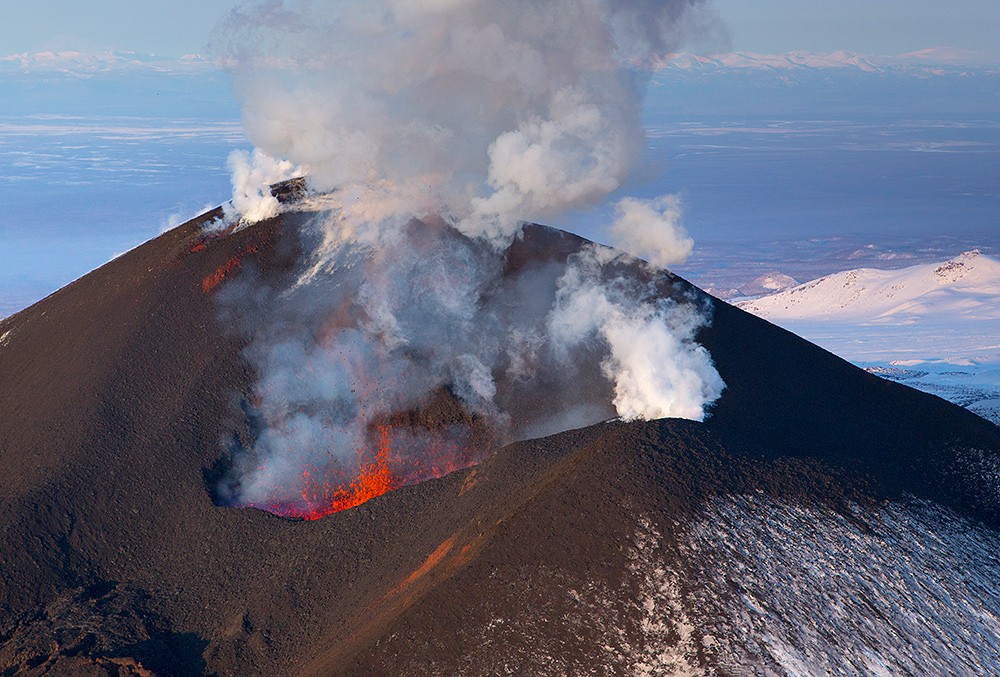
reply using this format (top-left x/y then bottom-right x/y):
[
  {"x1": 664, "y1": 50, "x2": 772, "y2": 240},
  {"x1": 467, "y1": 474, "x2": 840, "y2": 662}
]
[{"x1": 2, "y1": 189, "x2": 1000, "y2": 675}]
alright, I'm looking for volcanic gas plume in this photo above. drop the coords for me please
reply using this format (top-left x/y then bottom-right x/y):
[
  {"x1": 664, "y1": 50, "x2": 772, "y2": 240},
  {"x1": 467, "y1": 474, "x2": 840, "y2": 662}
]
[{"x1": 207, "y1": 0, "x2": 728, "y2": 518}]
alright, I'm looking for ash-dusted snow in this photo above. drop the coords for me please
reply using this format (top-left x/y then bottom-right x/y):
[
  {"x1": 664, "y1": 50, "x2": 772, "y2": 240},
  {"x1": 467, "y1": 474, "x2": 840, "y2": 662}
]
[
  {"x1": 629, "y1": 497, "x2": 1000, "y2": 674},
  {"x1": 442, "y1": 494, "x2": 1000, "y2": 675}
]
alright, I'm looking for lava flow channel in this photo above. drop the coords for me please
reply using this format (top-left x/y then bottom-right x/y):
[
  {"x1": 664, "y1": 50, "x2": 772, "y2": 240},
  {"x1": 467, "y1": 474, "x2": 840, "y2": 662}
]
[{"x1": 202, "y1": 244, "x2": 259, "y2": 294}]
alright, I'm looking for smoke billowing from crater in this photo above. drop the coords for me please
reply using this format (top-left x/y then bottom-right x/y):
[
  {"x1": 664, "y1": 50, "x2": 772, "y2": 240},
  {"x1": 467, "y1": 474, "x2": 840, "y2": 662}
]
[
  {"x1": 214, "y1": 0, "x2": 725, "y2": 240},
  {"x1": 209, "y1": 0, "x2": 728, "y2": 518},
  {"x1": 214, "y1": 217, "x2": 723, "y2": 519}
]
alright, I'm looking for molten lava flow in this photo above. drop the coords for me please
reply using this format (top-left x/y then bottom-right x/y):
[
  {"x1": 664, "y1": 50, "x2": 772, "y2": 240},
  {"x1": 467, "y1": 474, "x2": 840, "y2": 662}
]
[
  {"x1": 284, "y1": 424, "x2": 399, "y2": 520},
  {"x1": 327, "y1": 424, "x2": 397, "y2": 514},
  {"x1": 253, "y1": 424, "x2": 480, "y2": 521},
  {"x1": 202, "y1": 244, "x2": 259, "y2": 293}
]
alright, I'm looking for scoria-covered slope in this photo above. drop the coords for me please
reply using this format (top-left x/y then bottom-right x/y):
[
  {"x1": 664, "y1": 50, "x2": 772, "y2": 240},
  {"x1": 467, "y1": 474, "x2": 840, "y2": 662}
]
[{"x1": 1, "y1": 199, "x2": 999, "y2": 675}]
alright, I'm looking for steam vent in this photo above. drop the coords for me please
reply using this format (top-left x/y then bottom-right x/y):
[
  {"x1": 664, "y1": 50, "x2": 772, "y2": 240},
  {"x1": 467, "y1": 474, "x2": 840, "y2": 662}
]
[{"x1": 2, "y1": 185, "x2": 1000, "y2": 675}]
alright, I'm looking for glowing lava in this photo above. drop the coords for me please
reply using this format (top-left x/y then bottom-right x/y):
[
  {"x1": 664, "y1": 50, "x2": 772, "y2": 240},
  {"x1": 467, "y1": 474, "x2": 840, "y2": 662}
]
[
  {"x1": 250, "y1": 424, "x2": 480, "y2": 521},
  {"x1": 297, "y1": 424, "x2": 398, "y2": 520},
  {"x1": 202, "y1": 244, "x2": 259, "y2": 294}
]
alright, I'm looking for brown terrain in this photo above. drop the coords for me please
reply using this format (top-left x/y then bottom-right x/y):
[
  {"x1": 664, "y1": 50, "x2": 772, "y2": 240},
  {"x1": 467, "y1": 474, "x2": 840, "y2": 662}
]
[{"x1": 1, "y1": 193, "x2": 998, "y2": 675}]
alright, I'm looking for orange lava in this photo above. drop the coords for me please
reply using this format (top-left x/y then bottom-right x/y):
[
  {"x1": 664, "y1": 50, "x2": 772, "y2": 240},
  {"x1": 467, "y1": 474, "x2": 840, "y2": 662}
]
[
  {"x1": 201, "y1": 245, "x2": 259, "y2": 294},
  {"x1": 257, "y1": 425, "x2": 479, "y2": 521},
  {"x1": 292, "y1": 425, "x2": 400, "y2": 520}
]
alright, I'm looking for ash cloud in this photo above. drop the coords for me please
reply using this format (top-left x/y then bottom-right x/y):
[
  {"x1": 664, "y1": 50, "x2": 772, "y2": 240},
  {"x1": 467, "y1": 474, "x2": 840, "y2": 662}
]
[
  {"x1": 209, "y1": 0, "x2": 728, "y2": 516},
  {"x1": 213, "y1": 0, "x2": 725, "y2": 240}
]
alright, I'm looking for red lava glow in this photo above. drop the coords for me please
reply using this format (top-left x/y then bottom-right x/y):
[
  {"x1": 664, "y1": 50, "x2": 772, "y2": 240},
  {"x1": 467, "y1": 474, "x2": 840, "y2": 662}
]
[
  {"x1": 185, "y1": 224, "x2": 237, "y2": 258},
  {"x1": 202, "y1": 245, "x2": 259, "y2": 293},
  {"x1": 299, "y1": 424, "x2": 398, "y2": 519},
  {"x1": 256, "y1": 425, "x2": 477, "y2": 521}
]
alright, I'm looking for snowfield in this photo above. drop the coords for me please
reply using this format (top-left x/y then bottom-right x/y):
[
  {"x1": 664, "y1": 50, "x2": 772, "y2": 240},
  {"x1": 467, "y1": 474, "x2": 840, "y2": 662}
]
[
  {"x1": 736, "y1": 250, "x2": 1000, "y2": 425},
  {"x1": 737, "y1": 250, "x2": 1000, "y2": 325}
]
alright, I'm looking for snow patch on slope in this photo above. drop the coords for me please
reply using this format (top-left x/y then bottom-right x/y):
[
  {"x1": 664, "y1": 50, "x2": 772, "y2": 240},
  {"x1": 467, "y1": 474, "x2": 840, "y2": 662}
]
[
  {"x1": 648, "y1": 496, "x2": 1000, "y2": 673},
  {"x1": 627, "y1": 517, "x2": 704, "y2": 676}
]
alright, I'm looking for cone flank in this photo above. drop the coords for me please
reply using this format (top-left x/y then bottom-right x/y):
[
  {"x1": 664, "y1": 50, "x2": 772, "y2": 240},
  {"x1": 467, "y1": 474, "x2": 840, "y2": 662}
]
[{"x1": 1, "y1": 205, "x2": 998, "y2": 674}]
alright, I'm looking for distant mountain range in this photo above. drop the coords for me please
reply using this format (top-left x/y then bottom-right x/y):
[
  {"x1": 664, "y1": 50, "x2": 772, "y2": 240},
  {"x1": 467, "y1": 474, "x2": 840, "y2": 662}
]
[
  {"x1": 0, "y1": 50, "x2": 214, "y2": 75},
  {"x1": 737, "y1": 249, "x2": 1000, "y2": 324},
  {"x1": 4, "y1": 47, "x2": 998, "y2": 77},
  {"x1": 659, "y1": 47, "x2": 1000, "y2": 75}
]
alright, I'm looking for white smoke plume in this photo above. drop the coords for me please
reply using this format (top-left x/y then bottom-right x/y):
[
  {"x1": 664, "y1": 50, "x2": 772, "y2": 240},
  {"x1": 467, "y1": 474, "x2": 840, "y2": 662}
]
[
  {"x1": 222, "y1": 148, "x2": 300, "y2": 225},
  {"x1": 209, "y1": 0, "x2": 728, "y2": 517},
  {"x1": 549, "y1": 246, "x2": 724, "y2": 421},
  {"x1": 609, "y1": 194, "x2": 693, "y2": 268},
  {"x1": 214, "y1": 0, "x2": 725, "y2": 240}
]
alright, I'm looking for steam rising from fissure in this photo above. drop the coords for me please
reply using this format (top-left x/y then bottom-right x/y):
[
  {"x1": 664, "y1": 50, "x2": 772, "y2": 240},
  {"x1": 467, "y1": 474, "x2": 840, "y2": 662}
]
[{"x1": 210, "y1": 0, "x2": 727, "y2": 517}]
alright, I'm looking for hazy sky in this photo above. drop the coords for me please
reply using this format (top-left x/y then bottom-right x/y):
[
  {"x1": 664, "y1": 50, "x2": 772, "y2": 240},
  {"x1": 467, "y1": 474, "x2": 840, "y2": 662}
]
[
  {"x1": 2, "y1": 0, "x2": 998, "y2": 57},
  {"x1": 2, "y1": 0, "x2": 236, "y2": 56},
  {"x1": 715, "y1": 0, "x2": 1000, "y2": 55}
]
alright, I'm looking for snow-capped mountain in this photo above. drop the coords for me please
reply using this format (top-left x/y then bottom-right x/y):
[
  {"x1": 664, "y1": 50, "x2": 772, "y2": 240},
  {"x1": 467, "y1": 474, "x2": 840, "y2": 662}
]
[
  {"x1": 735, "y1": 271, "x2": 799, "y2": 299},
  {"x1": 886, "y1": 47, "x2": 1000, "y2": 67},
  {"x1": 657, "y1": 48, "x2": 1000, "y2": 75},
  {"x1": 736, "y1": 250, "x2": 1000, "y2": 424},
  {"x1": 737, "y1": 250, "x2": 1000, "y2": 324},
  {"x1": 663, "y1": 50, "x2": 880, "y2": 73},
  {"x1": 8, "y1": 47, "x2": 997, "y2": 79},
  {"x1": 0, "y1": 51, "x2": 213, "y2": 75}
]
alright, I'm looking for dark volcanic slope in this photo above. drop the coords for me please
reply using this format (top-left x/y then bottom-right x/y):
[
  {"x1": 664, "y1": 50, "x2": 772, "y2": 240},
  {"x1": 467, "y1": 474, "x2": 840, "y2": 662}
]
[{"x1": 1, "y1": 211, "x2": 998, "y2": 675}]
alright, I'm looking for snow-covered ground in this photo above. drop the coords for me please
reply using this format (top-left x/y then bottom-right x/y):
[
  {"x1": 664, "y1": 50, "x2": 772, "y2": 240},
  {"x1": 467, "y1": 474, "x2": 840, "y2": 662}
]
[
  {"x1": 672, "y1": 496, "x2": 1000, "y2": 673},
  {"x1": 736, "y1": 251, "x2": 1000, "y2": 425},
  {"x1": 860, "y1": 362, "x2": 1000, "y2": 427},
  {"x1": 737, "y1": 250, "x2": 1000, "y2": 325}
]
